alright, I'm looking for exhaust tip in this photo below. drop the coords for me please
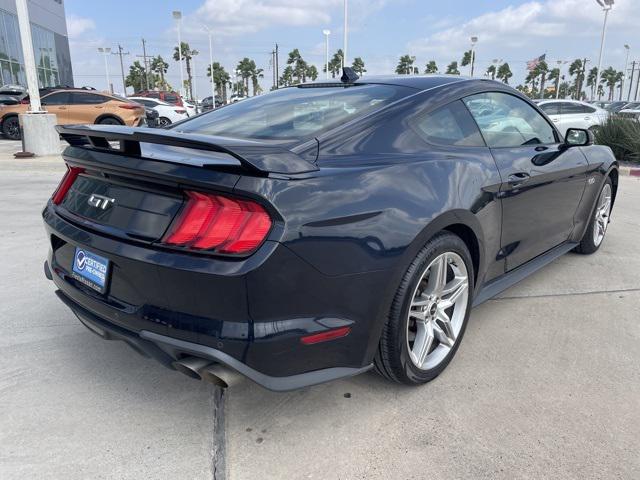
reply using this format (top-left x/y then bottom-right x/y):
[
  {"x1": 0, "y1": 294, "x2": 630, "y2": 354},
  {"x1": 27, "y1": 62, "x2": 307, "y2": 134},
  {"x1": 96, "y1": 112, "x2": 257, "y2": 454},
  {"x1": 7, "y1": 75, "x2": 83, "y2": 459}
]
[
  {"x1": 172, "y1": 356, "x2": 212, "y2": 381},
  {"x1": 200, "y1": 369, "x2": 229, "y2": 389}
]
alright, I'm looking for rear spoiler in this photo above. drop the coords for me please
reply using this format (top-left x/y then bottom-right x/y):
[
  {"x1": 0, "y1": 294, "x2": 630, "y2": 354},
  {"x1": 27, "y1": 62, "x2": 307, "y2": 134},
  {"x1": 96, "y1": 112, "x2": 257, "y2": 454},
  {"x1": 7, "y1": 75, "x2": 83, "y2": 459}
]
[{"x1": 55, "y1": 124, "x2": 319, "y2": 175}]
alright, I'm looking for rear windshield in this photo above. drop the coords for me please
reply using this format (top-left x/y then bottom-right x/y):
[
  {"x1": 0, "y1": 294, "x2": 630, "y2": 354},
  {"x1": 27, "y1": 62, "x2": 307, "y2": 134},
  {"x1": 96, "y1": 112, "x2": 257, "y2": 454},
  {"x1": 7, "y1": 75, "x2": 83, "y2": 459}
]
[{"x1": 174, "y1": 84, "x2": 413, "y2": 140}]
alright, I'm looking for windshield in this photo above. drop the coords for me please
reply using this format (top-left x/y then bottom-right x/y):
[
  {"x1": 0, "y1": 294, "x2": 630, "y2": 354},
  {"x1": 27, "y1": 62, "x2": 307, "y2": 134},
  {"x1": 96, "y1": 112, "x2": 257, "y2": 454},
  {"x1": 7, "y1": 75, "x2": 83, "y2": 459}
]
[{"x1": 173, "y1": 84, "x2": 413, "y2": 140}]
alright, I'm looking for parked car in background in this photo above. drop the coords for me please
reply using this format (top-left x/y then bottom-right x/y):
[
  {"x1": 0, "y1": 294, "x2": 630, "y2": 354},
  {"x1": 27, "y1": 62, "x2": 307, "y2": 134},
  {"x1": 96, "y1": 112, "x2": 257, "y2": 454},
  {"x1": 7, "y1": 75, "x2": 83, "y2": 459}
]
[
  {"x1": 618, "y1": 103, "x2": 640, "y2": 121},
  {"x1": 43, "y1": 75, "x2": 618, "y2": 391},
  {"x1": 619, "y1": 101, "x2": 640, "y2": 112},
  {"x1": 229, "y1": 93, "x2": 247, "y2": 103},
  {"x1": 129, "y1": 96, "x2": 188, "y2": 126},
  {"x1": 135, "y1": 90, "x2": 184, "y2": 107},
  {"x1": 183, "y1": 100, "x2": 197, "y2": 116},
  {"x1": 0, "y1": 94, "x2": 20, "y2": 105},
  {"x1": 537, "y1": 99, "x2": 608, "y2": 136},
  {"x1": 201, "y1": 95, "x2": 223, "y2": 111},
  {"x1": 143, "y1": 106, "x2": 159, "y2": 127},
  {"x1": 591, "y1": 100, "x2": 611, "y2": 109},
  {"x1": 605, "y1": 101, "x2": 631, "y2": 113},
  {"x1": 0, "y1": 89, "x2": 145, "y2": 140}
]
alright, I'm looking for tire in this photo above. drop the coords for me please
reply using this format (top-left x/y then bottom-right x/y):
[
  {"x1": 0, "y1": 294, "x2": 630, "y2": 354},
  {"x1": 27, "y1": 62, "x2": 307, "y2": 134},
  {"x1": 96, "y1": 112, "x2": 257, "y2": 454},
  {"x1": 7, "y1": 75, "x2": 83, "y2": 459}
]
[
  {"x1": 375, "y1": 231, "x2": 474, "y2": 385},
  {"x1": 98, "y1": 116, "x2": 123, "y2": 125},
  {"x1": 574, "y1": 177, "x2": 613, "y2": 254},
  {"x1": 2, "y1": 116, "x2": 21, "y2": 140},
  {"x1": 158, "y1": 117, "x2": 171, "y2": 127}
]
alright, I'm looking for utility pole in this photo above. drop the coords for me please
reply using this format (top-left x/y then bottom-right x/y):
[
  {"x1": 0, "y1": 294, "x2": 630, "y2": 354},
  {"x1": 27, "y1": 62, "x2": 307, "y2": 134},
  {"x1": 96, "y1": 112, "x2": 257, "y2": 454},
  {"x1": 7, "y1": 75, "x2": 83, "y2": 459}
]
[
  {"x1": 635, "y1": 64, "x2": 640, "y2": 101},
  {"x1": 275, "y1": 43, "x2": 279, "y2": 89},
  {"x1": 627, "y1": 61, "x2": 636, "y2": 101},
  {"x1": 343, "y1": 0, "x2": 348, "y2": 68},
  {"x1": 271, "y1": 49, "x2": 276, "y2": 89},
  {"x1": 112, "y1": 45, "x2": 129, "y2": 95},
  {"x1": 141, "y1": 38, "x2": 149, "y2": 90}
]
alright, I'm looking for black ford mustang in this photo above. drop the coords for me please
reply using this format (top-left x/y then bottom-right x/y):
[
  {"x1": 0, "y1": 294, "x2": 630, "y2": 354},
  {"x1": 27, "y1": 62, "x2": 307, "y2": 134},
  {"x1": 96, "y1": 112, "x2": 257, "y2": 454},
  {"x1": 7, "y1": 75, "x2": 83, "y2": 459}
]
[{"x1": 43, "y1": 72, "x2": 618, "y2": 391}]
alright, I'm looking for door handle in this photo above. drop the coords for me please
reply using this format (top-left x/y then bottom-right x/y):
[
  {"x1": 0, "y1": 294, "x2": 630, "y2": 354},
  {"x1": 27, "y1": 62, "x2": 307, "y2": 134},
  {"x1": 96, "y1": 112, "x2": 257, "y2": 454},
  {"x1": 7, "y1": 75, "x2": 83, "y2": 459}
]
[
  {"x1": 584, "y1": 116, "x2": 591, "y2": 120},
  {"x1": 508, "y1": 172, "x2": 530, "y2": 186}
]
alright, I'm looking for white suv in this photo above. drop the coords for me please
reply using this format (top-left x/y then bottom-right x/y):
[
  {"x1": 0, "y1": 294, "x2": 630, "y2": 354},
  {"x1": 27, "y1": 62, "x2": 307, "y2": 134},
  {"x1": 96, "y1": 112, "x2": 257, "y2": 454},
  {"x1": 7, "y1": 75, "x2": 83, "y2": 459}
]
[{"x1": 537, "y1": 100, "x2": 608, "y2": 137}]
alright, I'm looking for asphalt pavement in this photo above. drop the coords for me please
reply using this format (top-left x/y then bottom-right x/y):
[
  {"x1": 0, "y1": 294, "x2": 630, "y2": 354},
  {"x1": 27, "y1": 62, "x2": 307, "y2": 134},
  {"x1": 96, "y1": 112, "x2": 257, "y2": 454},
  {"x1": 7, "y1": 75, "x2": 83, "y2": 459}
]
[{"x1": 1, "y1": 147, "x2": 638, "y2": 480}]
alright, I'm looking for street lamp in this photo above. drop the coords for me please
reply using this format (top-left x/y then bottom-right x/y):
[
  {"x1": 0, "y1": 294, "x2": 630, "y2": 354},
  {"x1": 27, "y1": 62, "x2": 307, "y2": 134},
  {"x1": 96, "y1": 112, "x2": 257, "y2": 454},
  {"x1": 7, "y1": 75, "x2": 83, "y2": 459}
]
[
  {"x1": 173, "y1": 11, "x2": 185, "y2": 98},
  {"x1": 343, "y1": 0, "x2": 348, "y2": 68},
  {"x1": 594, "y1": 0, "x2": 614, "y2": 100},
  {"x1": 97, "y1": 47, "x2": 112, "y2": 93},
  {"x1": 323, "y1": 29, "x2": 331, "y2": 79},
  {"x1": 202, "y1": 24, "x2": 216, "y2": 106},
  {"x1": 470, "y1": 36, "x2": 478, "y2": 77},
  {"x1": 622, "y1": 44, "x2": 630, "y2": 101}
]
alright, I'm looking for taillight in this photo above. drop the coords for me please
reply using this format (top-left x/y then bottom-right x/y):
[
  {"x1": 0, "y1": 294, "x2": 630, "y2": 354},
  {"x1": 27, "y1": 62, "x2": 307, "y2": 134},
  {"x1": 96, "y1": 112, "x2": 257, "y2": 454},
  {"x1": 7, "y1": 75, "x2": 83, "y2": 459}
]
[
  {"x1": 300, "y1": 327, "x2": 351, "y2": 345},
  {"x1": 163, "y1": 191, "x2": 272, "y2": 254},
  {"x1": 175, "y1": 109, "x2": 186, "y2": 114},
  {"x1": 51, "y1": 166, "x2": 84, "y2": 204}
]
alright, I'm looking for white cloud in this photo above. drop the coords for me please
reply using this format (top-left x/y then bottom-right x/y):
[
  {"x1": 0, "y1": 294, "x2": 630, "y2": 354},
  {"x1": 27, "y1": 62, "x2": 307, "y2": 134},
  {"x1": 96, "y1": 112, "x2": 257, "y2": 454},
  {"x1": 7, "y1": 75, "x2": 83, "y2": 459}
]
[{"x1": 66, "y1": 14, "x2": 95, "y2": 38}]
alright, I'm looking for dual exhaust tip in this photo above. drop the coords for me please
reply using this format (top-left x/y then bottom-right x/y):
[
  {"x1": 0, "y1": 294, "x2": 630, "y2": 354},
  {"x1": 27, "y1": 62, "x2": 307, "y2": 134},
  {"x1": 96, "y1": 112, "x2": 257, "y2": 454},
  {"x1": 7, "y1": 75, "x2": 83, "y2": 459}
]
[{"x1": 171, "y1": 356, "x2": 238, "y2": 388}]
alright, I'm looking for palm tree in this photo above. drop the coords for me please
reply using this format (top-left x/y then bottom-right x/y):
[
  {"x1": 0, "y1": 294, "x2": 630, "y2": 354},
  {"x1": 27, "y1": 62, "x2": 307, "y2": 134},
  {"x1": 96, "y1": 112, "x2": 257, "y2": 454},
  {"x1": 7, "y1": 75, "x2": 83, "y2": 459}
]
[
  {"x1": 150, "y1": 56, "x2": 168, "y2": 89},
  {"x1": 525, "y1": 70, "x2": 538, "y2": 96},
  {"x1": 445, "y1": 61, "x2": 460, "y2": 75},
  {"x1": 306, "y1": 65, "x2": 319, "y2": 81},
  {"x1": 395, "y1": 55, "x2": 417, "y2": 75},
  {"x1": 600, "y1": 67, "x2": 622, "y2": 101},
  {"x1": 206, "y1": 62, "x2": 230, "y2": 103},
  {"x1": 286, "y1": 49, "x2": 311, "y2": 83},
  {"x1": 279, "y1": 65, "x2": 294, "y2": 86},
  {"x1": 173, "y1": 42, "x2": 198, "y2": 100},
  {"x1": 250, "y1": 66, "x2": 263, "y2": 96},
  {"x1": 125, "y1": 61, "x2": 147, "y2": 93},
  {"x1": 325, "y1": 49, "x2": 344, "y2": 78},
  {"x1": 568, "y1": 59, "x2": 584, "y2": 100},
  {"x1": 424, "y1": 60, "x2": 438, "y2": 74},
  {"x1": 351, "y1": 57, "x2": 366, "y2": 75},
  {"x1": 496, "y1": 63, "x2": 512, "y2": 84},
  {"x1": 586, "y1": 67, "x2": 598, "y2": 99},
  {"x1": 486, "y1": 65, "x2": 497, "y2": 80},
  {"x1": 534, "y1": 60, "x2": 549, "y2": 97},
  {"x1": 461, "y1": 50, "x2": 472, "y2": 73},
  {"x1": 547, "y1": 68, "x2": 560, "y2": 98},
  {"x1": 236, "y1": 57, "x2": 255, "y2": 95}
]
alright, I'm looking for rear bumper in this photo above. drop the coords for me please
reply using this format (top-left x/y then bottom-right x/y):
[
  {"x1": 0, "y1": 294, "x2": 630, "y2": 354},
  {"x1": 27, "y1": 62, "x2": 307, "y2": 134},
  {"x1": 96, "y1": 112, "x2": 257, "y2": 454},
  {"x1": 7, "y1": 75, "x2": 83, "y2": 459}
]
[
  {"x1": 43, "y1": 203, "x2": 387, "y2": 389},
  {"x1": 53, "y1": 286, "x2": 371, "y2": 391}
]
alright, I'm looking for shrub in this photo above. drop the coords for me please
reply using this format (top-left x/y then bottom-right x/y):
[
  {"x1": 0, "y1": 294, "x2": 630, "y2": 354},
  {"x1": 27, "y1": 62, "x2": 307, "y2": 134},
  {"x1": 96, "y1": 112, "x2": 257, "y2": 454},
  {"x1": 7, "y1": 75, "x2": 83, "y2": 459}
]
[{"x1": 594, "y1": 116, "x2": 640, "y2": 162}]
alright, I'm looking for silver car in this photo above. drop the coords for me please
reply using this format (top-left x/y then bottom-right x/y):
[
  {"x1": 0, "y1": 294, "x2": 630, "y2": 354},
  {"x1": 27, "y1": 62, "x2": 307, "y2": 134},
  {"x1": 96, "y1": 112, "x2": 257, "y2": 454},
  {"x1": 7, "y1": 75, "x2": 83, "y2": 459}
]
[{"x1": 537, "y1": 100, "x2": 609, "y2": 136}]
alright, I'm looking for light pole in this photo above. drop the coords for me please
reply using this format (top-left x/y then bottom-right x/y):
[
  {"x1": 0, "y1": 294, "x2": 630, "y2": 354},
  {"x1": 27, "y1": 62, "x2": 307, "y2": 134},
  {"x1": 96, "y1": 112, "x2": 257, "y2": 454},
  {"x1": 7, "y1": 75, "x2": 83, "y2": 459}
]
[
  {"x1": 470, "y1": 36, "x2": 478, "y2": 77},
  {"x1": 173, "y1": 11, "x2": 185, "y2": 98},
  {"x1": 621, "y1": 44, "x2": 630, "y2": 101},
  {"x1": 343, "y1": 0, "x2": 348, "y2": 69},
  {"x1": 594, "y1": 0, "x2": 614, "y2": 101},
  {"x1": 323, "y1": 29, "x2": 331, "y2": 79},
  {"x1": 203, "y1": 25, "x2": 216, "y2": 105},
  {"x1": 97, "y1": 47, "x2": 112, "y2": 93}
]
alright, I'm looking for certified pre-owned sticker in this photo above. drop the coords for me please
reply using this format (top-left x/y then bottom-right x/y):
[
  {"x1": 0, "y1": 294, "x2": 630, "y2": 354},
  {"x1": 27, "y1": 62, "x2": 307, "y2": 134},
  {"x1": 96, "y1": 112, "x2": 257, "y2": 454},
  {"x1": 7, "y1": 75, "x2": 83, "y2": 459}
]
[{"x1": 72, "y1": 248, "x2": 110, "y2": 292}]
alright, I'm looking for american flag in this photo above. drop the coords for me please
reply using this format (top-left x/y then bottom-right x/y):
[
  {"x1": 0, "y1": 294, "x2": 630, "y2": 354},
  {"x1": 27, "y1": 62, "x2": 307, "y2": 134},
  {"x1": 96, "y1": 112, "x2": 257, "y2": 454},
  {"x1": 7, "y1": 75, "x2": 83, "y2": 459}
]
[{"x1": 527, "y1": 54, "x2": 546, "y2": 71}]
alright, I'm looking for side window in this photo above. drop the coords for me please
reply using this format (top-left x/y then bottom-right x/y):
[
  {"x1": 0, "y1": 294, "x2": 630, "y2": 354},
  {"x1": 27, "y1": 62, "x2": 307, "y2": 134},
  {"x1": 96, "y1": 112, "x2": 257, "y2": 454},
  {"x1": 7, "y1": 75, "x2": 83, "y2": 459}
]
[
  {"x1": 584, "y1": 105, "x2": 597, "y2": 113},
  {"x1": 42, "y1": 92, "x2": 70, "y2": 105},
  {"x1": 69, "y1": 93, "x2": 108, "y2": 105},
  {"x1": 414, "y1": 100, "x2": 485, "y2": 147},
  {"x1": 463, "y1": 92, "x2": 556, "y2": 147},
  {"x1": 560, "y1": 102, "x2": 587, "y2": 114},
  {"x1": 539, "y1": 103, "x2": 560, "y2": 115},
  {"x1": 164, "y1": 94, "x2": 179, "y2": 103}
]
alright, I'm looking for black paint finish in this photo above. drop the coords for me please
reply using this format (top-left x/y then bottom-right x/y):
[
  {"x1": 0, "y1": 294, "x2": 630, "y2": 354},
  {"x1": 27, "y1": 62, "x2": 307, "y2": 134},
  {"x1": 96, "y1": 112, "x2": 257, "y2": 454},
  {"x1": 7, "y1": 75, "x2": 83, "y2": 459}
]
[{"x1": 43, "y1": 76, "x2": 618, "y2": 390}]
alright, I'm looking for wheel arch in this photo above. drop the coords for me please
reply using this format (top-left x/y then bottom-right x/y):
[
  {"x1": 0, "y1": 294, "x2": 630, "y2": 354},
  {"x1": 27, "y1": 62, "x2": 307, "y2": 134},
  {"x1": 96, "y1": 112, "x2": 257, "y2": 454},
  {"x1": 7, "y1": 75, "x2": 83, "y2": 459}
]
[
  {"x1": 94, "y1": 113, "x2": 124, "y2": 125},
  {"x1": 608, "y1": 166, "x2": 619, "y2": 209}
]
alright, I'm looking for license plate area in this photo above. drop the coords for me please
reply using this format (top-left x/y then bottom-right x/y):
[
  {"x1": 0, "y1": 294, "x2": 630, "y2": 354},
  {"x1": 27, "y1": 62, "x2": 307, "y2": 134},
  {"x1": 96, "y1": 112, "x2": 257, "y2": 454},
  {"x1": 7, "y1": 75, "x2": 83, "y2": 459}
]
[{"x1": 71, "y1": 247, "x2": 110, "y2": 293}]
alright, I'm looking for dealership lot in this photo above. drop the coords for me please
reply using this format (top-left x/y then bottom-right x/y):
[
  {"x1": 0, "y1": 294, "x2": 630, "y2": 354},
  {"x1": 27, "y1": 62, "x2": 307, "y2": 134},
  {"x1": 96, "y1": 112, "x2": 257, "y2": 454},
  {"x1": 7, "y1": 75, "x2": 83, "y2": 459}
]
[{"x1": 1, "y1": 151, "x2": 639, "y2": 479}]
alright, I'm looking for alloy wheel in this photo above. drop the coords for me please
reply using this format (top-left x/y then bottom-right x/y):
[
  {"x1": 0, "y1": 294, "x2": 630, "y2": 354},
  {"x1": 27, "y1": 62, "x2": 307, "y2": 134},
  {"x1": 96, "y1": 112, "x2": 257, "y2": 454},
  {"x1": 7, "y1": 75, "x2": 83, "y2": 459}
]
[
  {"x1": 593, "y1": 183, "x2": 612, "y2": 247},
  {"x1": 407, "y1": 251, "x2": 469, "y2": 370}
]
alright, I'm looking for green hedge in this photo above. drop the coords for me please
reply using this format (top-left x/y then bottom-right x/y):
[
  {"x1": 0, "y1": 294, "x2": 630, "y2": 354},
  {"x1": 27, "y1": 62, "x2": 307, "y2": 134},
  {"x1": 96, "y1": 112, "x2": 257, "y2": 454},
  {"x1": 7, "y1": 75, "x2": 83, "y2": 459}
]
[{"x1": 594, "y1": 116, "x2": 640, "y2": 162}]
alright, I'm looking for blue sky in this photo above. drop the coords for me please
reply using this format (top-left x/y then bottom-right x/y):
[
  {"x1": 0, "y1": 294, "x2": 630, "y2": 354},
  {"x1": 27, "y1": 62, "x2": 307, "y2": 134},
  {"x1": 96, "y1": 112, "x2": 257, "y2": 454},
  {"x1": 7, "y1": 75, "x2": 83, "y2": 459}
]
[{"x1": 64, "y1": 0, "x2": 640, "y2": 97}]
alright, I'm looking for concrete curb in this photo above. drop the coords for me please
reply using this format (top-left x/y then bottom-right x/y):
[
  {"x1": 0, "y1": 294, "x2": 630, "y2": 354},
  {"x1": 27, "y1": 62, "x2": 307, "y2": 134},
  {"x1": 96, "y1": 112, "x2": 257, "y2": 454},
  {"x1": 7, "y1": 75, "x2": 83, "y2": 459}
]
[{"x1": 619, "y1": 165, "x2": 640, "y2": 177}]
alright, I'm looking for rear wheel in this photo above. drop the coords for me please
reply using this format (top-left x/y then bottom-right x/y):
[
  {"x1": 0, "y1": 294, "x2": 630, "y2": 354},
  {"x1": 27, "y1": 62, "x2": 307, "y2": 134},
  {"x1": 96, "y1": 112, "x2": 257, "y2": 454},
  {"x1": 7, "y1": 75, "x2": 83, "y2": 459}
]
[
  {"x1": 2, "y1": 116, "x2": 20, "y2": 140},
  {"x1": 375, "y1": 232, "x2": 473, "y2": 385},
  {"x1": 98, "y1": 116, "x2": 123, "y2": 125},
  {"x1": 575, "y1": 178, "x2": 612, "y2": 254},
  {"x1": 158, "y1": 117, "x2": 171, "y2": 127}
]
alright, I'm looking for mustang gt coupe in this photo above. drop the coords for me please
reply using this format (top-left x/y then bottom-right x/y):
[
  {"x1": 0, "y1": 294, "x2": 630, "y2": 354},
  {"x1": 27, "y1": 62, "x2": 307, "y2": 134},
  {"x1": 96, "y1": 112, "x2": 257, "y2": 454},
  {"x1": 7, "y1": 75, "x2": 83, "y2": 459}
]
[{"x1": 43, "y1": 70, "x2": 618, "y2": 391}]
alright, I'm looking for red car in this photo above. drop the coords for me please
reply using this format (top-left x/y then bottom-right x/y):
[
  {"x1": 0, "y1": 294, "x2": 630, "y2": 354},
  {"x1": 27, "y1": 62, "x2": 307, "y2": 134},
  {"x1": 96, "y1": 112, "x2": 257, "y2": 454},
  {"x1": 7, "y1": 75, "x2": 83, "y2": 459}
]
[{"x1": 135, "y1": 90, "x2": 183, "y2": 107}]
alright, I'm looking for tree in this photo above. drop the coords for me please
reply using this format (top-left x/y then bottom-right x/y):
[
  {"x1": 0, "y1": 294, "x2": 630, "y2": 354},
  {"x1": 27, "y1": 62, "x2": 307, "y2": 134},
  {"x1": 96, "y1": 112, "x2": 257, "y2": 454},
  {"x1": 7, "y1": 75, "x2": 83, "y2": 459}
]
[
  {"x1": 486, "y1": 65, "x2": 497, "y2": 80},
  {"x1": 533, "y1": 60, "x2": 549, "y2": 97},
  {"x1": 396, "y1": 55, "x2": 418, "y2": 75},
  {"x1": 206, "y1": 62, "x2": 230, "y2": 102},
  {"x1": 586, "y1": 67, "x2": 598, "y2": 99},
  {"x1": 461, "y1": 50, "x2": 472, "y2": 69},
  {"x1": 285, "y1": 49, "x2": 312, "y2": 84},
  {"x1": 306, "y1": 64, "x2": 318, "y2": 81},
  {"x1": 173, "y1": 42, "x2": 198, "y2": 100},
  {"x1": 568, "y1": 59, "x2": 585, "y2": 100},
  {"x1": 600, "y1": 67, "x2": 623, "y2": 101},
  {"x1": 525, "y1": 70, "x2": 539, "y2": 96},
  {"x1": 125, "y1": 61, "x2": 147, "y2": 93},
  {"x1": 445, "y1": 61, "x2": 460, "y2": 75},
  {"x1": 236, "y1": 57, "x2": 255, "y2": 95},
  {"x1": 280, "y1": 66, "x2": 294, "y2": 87},
  {"x1": 496, "y1": 63, "x2": 512, "y2": 84},
  {"x1": 325, "y1": 49, "x2": 344, "y2": 78},
  {"x1": 150, "y1": 56, "x2": 168, "y2": 89},
  {"x1": 351, "y1": 57, "x2": 366, "y2": 75},
  {"x1": 424, "y1": 60, "x2": 438, "y2": 74},
  {"x1": 548, "y1": 68, "x2": 560, "y2": 98}
]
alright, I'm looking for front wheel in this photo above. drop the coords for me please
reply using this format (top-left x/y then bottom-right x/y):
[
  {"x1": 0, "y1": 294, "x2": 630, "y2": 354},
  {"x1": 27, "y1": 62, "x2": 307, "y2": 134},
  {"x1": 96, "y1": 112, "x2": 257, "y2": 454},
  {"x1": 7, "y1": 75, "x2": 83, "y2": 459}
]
[
  {"x1": 2, "y1": 116, "x2": 21, "y2": 140},
  {"x1": 98, "y1": 117, "x2": 123, "y2": 125},
  {"x1": 574, "y1": 178, "x2": 612, "y2": 254},
  {"x1": 158, "y1": 117, "x2": 171, "y2": 127},
  {"x1": 375, "y1": 232, "x2": 473, "y2": 385}
]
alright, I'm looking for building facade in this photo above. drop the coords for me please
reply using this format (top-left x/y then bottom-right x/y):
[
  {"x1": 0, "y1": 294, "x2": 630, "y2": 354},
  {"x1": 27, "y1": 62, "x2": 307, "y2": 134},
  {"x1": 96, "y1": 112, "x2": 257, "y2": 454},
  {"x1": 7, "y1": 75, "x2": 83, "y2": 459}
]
[{"x1": 0, "y1": 0, "x2": 72, "y2": 88}]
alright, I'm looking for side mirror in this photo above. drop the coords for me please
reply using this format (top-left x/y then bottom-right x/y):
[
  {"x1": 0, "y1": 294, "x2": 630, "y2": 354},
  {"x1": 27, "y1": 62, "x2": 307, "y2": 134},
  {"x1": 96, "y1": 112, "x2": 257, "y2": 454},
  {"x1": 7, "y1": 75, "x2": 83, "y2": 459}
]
[{"x1": 565, "y1": 128, "x2": 594, "y2": 147}]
